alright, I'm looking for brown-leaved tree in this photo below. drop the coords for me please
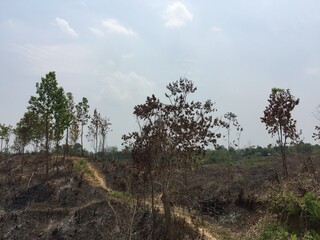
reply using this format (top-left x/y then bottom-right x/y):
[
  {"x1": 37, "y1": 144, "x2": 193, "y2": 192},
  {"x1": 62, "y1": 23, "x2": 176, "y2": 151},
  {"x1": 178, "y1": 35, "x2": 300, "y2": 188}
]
[
  {"x1": 123, "y1": 78, "x2": 225, "y2": 240},
  {"x1": 261, "y1": 88, "x2": 300, "y2": 178}
]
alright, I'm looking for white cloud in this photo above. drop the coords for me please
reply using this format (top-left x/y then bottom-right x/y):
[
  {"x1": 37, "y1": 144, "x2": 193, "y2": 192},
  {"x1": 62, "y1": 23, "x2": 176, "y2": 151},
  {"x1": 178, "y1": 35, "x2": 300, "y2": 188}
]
[
  {"x1": 55, "y1": 17, "x2": 78, "y2": 37},
  {"x1": 163, "y1": 2, "x2": 193, "y2": 28},
  {"x1": 11, "y1": 43, "x2": 90, "y2": 74},
  {"x1": 102, "y1": 19, "x2": 137, "y2": 36},
  {"x1": 102, "y1": 71, "x2": 154, "y2": 101}
]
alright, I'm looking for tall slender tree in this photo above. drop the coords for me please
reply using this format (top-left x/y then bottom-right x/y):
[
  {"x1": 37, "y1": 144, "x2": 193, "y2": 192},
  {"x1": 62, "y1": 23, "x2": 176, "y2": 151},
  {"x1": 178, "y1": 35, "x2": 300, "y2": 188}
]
[
  {"x1": 0, "y1": 124, "x2": 13, "y2": 153},
  {"x1": 70, "y1": 121, "x2": 79, "y2": 146},
  {"x1": 87, "y1": 108, "x2": 100, "y2": 159},
  {"x1": 99, "y1": 116, "x2": 112, "y2": 158},
  {"x1": 53, "y1": 87, "x2": 69, "y2": 151},
  {"x1": 76, "y1": 97, "x2": 90, "y2": 157},
  {"x1": 261, "y1": 88, "x2": 300, "y2": 178},
  {"x1": 28, "y1": 71, "x2": 68, "y2": 178},
  {"x1": 64, "y1": 92, "x2": 76, "y2": 158},
  {"x1": 223, "y1": 112, "x2": 243, "y2": 150},
  {"x1": 313, "y1": 104, "x2": 320, "y2": 142}
]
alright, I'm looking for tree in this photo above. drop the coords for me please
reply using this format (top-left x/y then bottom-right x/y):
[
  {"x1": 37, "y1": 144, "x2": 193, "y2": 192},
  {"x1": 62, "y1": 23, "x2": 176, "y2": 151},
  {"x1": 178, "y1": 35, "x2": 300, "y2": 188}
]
[
  {"x1": 0, "y1": 124, "x2": 13, "y2": 153},
  {"x1": 87, "y1": 108, "x2": 100, "y2": 159},
  {"x1": 223, "y1": 112, "x2": 243, "y2": 150},
  {"x1": 123, "y1": 78, "x2": 225, "y2": 240},
  {"x1": 99, "y1": 116, "x2": 112, "y2": 158},
  {"x1": 261, "y1": 88, "x2": 300, "y2": 178},
  {"x1": 313, "y1": 104, "x2": 320, "y2": 142},
  {"x1": 76, "y1": 97, "x2": 90, "y2": 157},
  {"x1": 28, "y1": 71, "x2": 68, "y2": 178},
  {"x1": 70, "y1": 120, "x2": 80, "y2": 146},
  {"x1": 52, "y1": 88, "x2": 69, "y2": 152},
  {"x1": 14, "y1": 111, "x2": 43, "y2": 153},
  {"x1": 64, "y1": 92, "x2": 76, "y2": 158}
]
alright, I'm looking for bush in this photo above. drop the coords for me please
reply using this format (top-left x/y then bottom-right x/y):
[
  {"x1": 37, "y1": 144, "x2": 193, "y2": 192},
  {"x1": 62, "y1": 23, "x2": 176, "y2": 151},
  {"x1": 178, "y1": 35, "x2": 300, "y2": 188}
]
[
  {"x1": 73, "y1": 158, "x2": 93, "y2": 177},
  {"x1": 259, "y1": 222, "x2": 297, "y2": 240},
  {"x1": 271, "y1": 192, "x2": 320, "y2": 230},
  {"x1": 303, "y1": 230, "x2": 320, "y2": 240}
]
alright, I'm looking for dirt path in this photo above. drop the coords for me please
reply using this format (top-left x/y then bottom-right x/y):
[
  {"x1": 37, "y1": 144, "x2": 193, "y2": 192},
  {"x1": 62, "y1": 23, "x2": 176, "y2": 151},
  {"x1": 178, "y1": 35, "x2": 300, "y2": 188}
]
[
  {"x1": 174, "y1": 207, "x2": 217, "y2": 240},
  {"x1": 147, "y1": 195, "x2": 218, "y2": 240},
  {"x1": 86, "y1": 161, "x2": 110, "y2": 191},
  {"x1": 87, "y1": 161, "x2": 218, "y2": 240}
]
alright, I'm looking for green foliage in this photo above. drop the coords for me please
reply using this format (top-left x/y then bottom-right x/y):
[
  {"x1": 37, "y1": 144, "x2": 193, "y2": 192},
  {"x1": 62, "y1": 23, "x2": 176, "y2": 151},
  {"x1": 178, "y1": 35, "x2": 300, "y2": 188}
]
[
  {"x1": 303, "y1": 230, "x2": 320, "y2": 240},
  {"x1": 302, "y1": 192, "x2": 320, "y2": 225},
  {"x1": 76, "y1": 97, "x2": 90, "y2": 157},
  {"x1": 0, "y1": 124, "x2": 13, "y2": 152},
  {"x1": 73, "y1": 158, "x2": 93, "y2": 177},
  {"x1": 109, "y1": 190, "x2": 132, "y2": 201},
  {"x1": 28, "y1": 71, "x2": 69, "y2": 149},
  {"x1": 259, "y1": 222, "x2": 297, "y2": 240},
  {"x1": 259, "y1": 222, "x2": 320, "y2": 240},
  {"x1": 206, "y1": 147, "x2": 233, "y2": 164},
  {"x1": 271, "y1": 192, "x2": 320, "y2": 230}
]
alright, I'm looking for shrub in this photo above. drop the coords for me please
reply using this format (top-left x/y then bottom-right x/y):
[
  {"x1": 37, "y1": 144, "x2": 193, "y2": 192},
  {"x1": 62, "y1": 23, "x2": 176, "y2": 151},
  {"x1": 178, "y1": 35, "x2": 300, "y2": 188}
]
[
  {"x1": 73, "y1": 158, "x2": 93, "y2": 177},
  {"x1": 271, "y1": 192, "x2": 320, "y2": 230},
  {"x1": 259, "y1": 222, "x2": 297, "y2": 240},
  {"x1": 303, "y1": 230, "x2": 320, "y2": 240}
]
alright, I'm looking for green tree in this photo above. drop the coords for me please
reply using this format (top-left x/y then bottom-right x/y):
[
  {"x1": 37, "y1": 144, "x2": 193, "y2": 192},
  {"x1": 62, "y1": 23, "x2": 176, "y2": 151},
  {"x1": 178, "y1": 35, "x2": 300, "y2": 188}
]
[
  {"x1": 14, "y1": 111, "x2": 43, "y2": 153},
  {"x1": 76, "y1": 97, "x2": 90, "y2": 157},
  {"x1": 28, "y1": 71, "x2": 68, "y2": 178},
  {"x1": 261, "y1": 88, "x2": 300, "y2": 178},
  {"x1": 123, "y1": 78, "x2": 225, "y2": 240},
  {"x1": 64, "y1": 92, "x2": 76, "y2": 157},
  {"x1": 70, "y1": 121, "x2": 79, "y2": 147},
  {"x1": 52, "y1": 88, "x2": 69, "y2": 151},
  {"x1": 0, "y1": 124, "x2": 13, "y2": 153}
]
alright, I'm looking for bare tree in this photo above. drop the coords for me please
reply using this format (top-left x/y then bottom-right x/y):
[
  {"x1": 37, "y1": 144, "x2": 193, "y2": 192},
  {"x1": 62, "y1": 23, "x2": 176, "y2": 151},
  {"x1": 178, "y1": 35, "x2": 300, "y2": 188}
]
[
  {"x1": 261, "y1": 88, "x2": 300, "y2": 178},
  {"x1": 99, "y1": 117, "x2": 112, "y2": 158},
  {"x1": 313, "y1": 104, "x2": 320, "y2": 142},
  {"x1": 223, "y1": 112, "x2": 243, "y2": 150},
  {"x1": 87, "y1": 108, "x2": 100, "y2": 159}
]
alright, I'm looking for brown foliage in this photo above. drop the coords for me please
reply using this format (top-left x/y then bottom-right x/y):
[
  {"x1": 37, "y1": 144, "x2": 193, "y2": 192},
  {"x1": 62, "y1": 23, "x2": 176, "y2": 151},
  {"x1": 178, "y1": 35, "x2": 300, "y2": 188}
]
[{"x1": 261, "y1": 88, "x2": 300, "y2": 178}]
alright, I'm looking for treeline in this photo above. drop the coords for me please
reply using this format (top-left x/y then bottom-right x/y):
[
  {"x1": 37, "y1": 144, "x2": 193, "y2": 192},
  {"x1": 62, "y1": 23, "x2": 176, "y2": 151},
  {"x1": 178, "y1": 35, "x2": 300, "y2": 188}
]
[
  {"x1": 0, "y1": 72, "x2": 112, "y2": 175},
  {"x1": 205, "y1": 143, "x2": 320, "y2": 164}
]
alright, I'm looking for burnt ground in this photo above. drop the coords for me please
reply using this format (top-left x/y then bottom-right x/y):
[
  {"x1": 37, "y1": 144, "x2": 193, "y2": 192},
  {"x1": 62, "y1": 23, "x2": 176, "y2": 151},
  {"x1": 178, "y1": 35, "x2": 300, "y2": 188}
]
[
  {"x1": 0, "y1": 153, "x2": 201, "y2": 240},
  {"x1": 94, "y1": 152, "x2": 320, "y2": 239}
]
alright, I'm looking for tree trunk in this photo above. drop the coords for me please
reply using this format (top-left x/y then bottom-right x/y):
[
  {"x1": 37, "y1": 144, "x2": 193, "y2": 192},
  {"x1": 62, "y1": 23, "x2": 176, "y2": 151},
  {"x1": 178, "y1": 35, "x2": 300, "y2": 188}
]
[
  {"x1": 45, "y1": 115, "x2": 49, "y2": 179},
  {"x1": 161, "y1": 189, "x2": 173, "y2": 240},
  {"x1": 0, "y1": 138, "x2": 3, "y2": 153},
  {"x1": 64, "y1": 127, "x2": 69, "y2": 161},
  {"x1": 150, "y1": 172, "x2": 155, "y2": 240},
  {"x1": 81, "y1": 125, "x2": 84, "y2": 157},
  {"x1": 279, "y1": 128, "x2": 288, "y2": 178},
  {"x1": 95, "y1": 125, "x2": 98, "y2": 160},
  {"x1": 280, "y1": 143, "x2": 288, "y2": 178}
]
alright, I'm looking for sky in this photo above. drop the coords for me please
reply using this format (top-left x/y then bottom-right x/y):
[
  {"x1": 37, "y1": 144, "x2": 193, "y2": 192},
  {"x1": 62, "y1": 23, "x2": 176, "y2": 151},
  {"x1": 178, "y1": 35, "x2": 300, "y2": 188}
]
[{"x1": 0, "y1": 0, "x2": 320, "y2": 150}]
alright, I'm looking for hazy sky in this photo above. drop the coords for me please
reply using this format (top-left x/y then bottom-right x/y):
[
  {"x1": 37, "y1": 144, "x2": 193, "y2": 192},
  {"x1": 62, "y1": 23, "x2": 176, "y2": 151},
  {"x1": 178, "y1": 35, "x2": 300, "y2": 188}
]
[{"x1": 0, "y1": 0, "x2": 320, "y2": 150}]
